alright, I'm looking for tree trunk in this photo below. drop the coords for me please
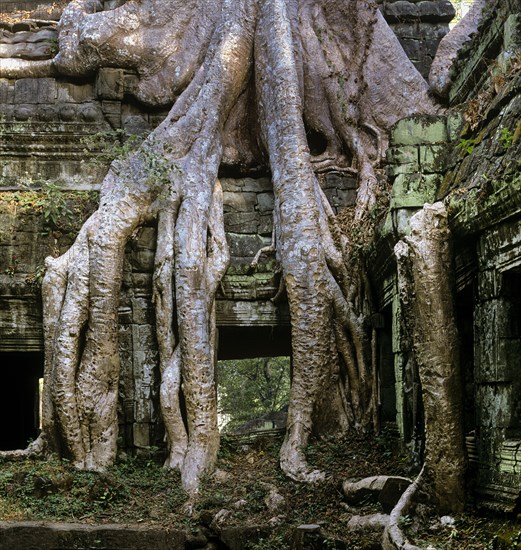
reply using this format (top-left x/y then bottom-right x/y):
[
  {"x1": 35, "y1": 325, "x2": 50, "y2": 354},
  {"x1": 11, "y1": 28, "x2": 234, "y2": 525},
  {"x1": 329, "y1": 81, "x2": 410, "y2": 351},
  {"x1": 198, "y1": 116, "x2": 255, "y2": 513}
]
[
  {"x1": 1, "y1": 0, "x2": 462, "y2": 498},
  {"x1": 395, "y1": 202, "x2": 465, "y2": 514}
]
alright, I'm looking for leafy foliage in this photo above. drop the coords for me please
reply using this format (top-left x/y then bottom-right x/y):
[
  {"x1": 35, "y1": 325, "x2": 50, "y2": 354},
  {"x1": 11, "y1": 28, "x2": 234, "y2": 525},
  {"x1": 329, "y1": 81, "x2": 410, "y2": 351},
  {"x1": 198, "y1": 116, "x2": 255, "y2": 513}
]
[
  {"x1": 217, "y1": 357, "x2": 290, "y2": 432},
  {"x1": 0, "y1": 453, "x2": 185, "y2": 523},
  {"x1": 499, "y1": 127, "x2": 514, "y2": 149},
  {"x1": 81, "y1": 130, "x2": 146, "y2": 166},
  {"x1": 1, "y1": 183, "x2": 98, "y2": 237},
  {"x1": 456, "y1": 136, "x2": 477, "y2": 155}
]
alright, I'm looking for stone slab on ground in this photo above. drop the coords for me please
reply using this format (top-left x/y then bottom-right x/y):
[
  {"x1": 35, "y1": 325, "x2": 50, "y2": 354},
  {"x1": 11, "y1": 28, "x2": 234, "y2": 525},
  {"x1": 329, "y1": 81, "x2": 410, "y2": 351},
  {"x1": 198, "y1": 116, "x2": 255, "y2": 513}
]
[{"x1": 0, "y1": 521, "x2": 187, "y2": 550}]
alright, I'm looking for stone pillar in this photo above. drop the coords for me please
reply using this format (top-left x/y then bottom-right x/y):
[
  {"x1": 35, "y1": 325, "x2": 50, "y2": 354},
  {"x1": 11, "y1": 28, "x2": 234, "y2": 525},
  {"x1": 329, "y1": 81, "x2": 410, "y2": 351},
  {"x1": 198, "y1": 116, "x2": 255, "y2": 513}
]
[
  {"x1": 384, "y1": 115, "x2": 450, "y2": 452},
  {"x1": 474, "y1": 225, "x2": 521, "y2": 512}
]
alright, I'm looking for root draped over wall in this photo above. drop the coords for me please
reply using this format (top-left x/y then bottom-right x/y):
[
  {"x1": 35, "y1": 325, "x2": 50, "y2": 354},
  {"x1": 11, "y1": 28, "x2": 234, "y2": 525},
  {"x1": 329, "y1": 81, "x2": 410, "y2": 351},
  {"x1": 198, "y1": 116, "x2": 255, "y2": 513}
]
[
  {"x1": 394, "y1": 202, "x2": 465, "y2": 514},
  {"x1": 0, "y1": 0, "x2": 477, "y2": 505}
]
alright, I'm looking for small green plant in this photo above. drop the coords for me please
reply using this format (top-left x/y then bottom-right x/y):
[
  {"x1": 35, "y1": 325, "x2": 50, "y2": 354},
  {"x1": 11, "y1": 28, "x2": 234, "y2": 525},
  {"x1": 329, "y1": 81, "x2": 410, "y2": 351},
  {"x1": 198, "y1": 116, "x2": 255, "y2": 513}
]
[
  {"x1": 246, "y1": 533, "x2": 287, "y2": 550},
  {"x1": 25, "y1": 263, "x2": 47, "y2": 287},
  {"x1": 509, "y1": 529, "x2": 521, "y2": 549},
  {"x1": 399, "y1": 514, "x2": 413, "y2": 527},
  {"x1": 4, "y1": 254, "x2": 18, "y2": 277},
  {"x1": 81, "y1": 129, "x2": 147, "y2": 165},
  {"x1": 47, "y1": 37, "x2": 59, "y2": 56},
  {"x1": 82, "y1": 131, "x2": 177, "y2": 194},
  {"x1": 484, "y1": 527, "x2": 521, "y2": 549},
  {"x1": 0, "y1": 455, "x2": 186, "y2": 523},
  {"x1": 39, "y1": 181, "x2": 74, "y2": 235},
  {"x1": 245, "y1": 481, "x2": 268, "y2": 513},
  {"x1": 499, "y1": 127, "x2": 514, "y2": 149},
  {"x1": 1, "y1": 184, "x2": 98, "y2": 241},
  {"x1": 456, "y1": 137, "x2": 477, "y2": 155}
]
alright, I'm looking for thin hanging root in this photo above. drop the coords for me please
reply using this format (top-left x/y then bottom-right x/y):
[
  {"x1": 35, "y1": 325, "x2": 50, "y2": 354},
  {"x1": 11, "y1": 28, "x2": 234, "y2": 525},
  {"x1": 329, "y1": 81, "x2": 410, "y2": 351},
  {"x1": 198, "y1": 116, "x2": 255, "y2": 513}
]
[
  {"x1": 355, "y1": 162, "x2": 379, "y2": 220},
  {"x1": 316, "y1": 184, "x2": 353, "y2": 295},
  {"x1": 160, "y1": 347, "x2": 186, "y2": 468},
  {"x1": 330, "y1": 277, "x2": 368, "y2": 378},
  {"x1": 362, "y1": 122, "x2": 384, "y2": 164},
  {"x1": 154, "y1": 204, "x2": 188, "y2": 469},
  {"x1": 250, "y1": 205, "x2": 277, "y2": 272},
  {"x1": 318, "y1": 202, "x2": 347, "y2": 281},
  {"x1": 206, "y1": 180, "x2": 230, "y2": 297},
  {"x1": 334, "y1": 322, "x2": 360, "y2": 416},
  {"x1": 338, "y1": 371, "x2": 355, "y2": 427},
  {"x1": 249, "y1": 243, "x2": 275, "y2": 271},
  {"x1": 270, "y1": 272, "x2": 286, "y2": 304},
  {"x1": 248, "y1": 209, "x2": 285, "y2": 303}
]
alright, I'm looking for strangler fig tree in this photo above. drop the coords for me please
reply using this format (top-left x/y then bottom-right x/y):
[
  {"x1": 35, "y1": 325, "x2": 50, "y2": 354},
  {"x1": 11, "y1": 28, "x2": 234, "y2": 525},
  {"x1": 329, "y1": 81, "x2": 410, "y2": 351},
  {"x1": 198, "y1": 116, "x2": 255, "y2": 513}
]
[{"x1": 0, "y1": 0, "x2": 485, "y2": 497}]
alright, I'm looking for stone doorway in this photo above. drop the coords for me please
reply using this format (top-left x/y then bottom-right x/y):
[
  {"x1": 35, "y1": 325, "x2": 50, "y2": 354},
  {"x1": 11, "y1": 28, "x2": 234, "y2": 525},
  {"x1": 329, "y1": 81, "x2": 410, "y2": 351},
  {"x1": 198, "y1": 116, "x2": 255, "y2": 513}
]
[
  {"x1": 378, "y1": 305, "x2": 396, "y2": 425},
  {"x1": 217, "y1": 327, "x2": 292, "y2": 433},
  {"x1": 0, "y1": 352, "x2": 43, "y2": 451}
]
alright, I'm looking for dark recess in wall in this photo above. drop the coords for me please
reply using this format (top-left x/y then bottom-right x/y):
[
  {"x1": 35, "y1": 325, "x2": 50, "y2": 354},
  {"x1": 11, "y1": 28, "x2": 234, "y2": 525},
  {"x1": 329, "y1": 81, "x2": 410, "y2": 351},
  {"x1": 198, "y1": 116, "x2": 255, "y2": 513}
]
[{"x1": 0, "y1": 352, "x2": 43, "y2": 451}]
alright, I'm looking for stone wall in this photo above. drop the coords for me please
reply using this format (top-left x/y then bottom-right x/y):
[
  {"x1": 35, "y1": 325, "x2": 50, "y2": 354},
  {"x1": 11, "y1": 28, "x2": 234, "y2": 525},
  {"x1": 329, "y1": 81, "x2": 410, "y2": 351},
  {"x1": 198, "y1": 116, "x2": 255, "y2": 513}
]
[
  {"x1": 0, "y1": 191, "x2": 95, "y2": 351},
  {"x1": 444, "y1": 2, "x2": 521, "y2": 507},
  {"x1": 373, "y1": 0, "x2": 521, "y2": 511},
  {"x1": 2, "y1": 0, "x2": 521, "y2": 513},
  {"x1": 375, "y1": 115, "x2": 452, "y2": 450},
  {"x1": 377, "y1": 0, "x2": 455, "y2": 78},
  {"x1": 0, "y1": 170, "x2": 354, "y2": 449}
]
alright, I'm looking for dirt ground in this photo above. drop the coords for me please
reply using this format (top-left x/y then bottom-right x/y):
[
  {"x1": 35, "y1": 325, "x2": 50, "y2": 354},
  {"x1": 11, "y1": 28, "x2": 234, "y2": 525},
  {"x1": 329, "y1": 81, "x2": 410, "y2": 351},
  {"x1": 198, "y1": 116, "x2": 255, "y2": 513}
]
[{"x1": 0, "y1": 431, "x2": 520, "y2": 549}]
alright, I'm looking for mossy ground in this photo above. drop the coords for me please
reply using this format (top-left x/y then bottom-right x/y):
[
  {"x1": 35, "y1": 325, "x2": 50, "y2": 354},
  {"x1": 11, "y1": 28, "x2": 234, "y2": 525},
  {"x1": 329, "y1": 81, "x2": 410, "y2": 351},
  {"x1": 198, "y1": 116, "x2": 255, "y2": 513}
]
[{"x1": 0, "y1": 433, "x2": 519, "y2": 549}]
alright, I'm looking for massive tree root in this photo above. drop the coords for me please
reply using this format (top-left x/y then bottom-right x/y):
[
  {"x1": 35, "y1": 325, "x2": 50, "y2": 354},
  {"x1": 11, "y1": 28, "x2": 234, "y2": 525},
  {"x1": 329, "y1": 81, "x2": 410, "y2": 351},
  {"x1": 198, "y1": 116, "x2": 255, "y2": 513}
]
[
  {"x1": 394, "y1": 203, "x2": 465, "y2": 514},
  {"x1": 252, "y1": 0, "x2": 437, "y2": 483},
  {"x1": 430, "y1": 0, "x2": 491, "y2": 98},
  {"x1": 39, "y1": 0, "x2": 259, "y2": 491},
  {"x1": 377, "y1": 202, "x2": 465, "y2": 550},
  {"x1": 3, "y1": 0, "x2": 442, "y2": 493}
]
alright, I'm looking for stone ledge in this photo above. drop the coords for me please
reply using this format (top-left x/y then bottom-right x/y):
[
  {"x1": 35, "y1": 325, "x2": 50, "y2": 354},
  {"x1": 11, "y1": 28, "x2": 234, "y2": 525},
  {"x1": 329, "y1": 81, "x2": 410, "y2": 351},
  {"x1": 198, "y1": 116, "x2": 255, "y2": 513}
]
[
  {"x1": 390, "y1": 115, "x2": 448, "y2": 146},
  {"x1": 0, "y1": 521, "x2": 187, "y2": 550},
  {"x1": 383, "y1": 0, "x2": 455, "y2": 23},
  {"x1": 216, "y1": 300, "x2": 290, "y2": 327}
]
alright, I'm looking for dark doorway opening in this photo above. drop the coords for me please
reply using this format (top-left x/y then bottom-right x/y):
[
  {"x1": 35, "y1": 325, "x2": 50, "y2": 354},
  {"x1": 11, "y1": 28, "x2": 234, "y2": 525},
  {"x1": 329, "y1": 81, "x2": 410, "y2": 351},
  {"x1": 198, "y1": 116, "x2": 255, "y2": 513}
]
[
  {"x1": 378, "y1": 306, "x2": 396, "y2": 425},
  {"x1": 502, "y1": 268, "x2": 521, "y2": 439},
  {"x1": 455, "y1": 283, "x2": 475, "y2": 435},
  {"x1": 0, "y1": 352, "x2": 44, "y2": 450}
]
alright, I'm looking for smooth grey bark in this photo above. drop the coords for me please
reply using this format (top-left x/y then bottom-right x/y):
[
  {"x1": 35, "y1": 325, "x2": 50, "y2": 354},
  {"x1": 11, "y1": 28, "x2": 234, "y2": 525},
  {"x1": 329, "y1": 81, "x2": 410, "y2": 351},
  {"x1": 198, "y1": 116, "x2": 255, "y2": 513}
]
[
  {"x1": 394, "y1": 203, "x2": 466, "y2": 514},
  {"x1": 0, "y1": 58, "x2": 56, "y2": 78},
  {"x1": 382, "y1": 466, "x2": 425, "y2": 550},
  {"x1": 429, "y1": 0, "x2": 491, "y2": 97},
  {"x1": 1, "y1": 0, "x2": 468, "y2": 500}
]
